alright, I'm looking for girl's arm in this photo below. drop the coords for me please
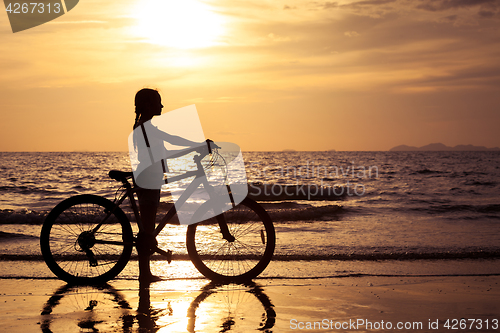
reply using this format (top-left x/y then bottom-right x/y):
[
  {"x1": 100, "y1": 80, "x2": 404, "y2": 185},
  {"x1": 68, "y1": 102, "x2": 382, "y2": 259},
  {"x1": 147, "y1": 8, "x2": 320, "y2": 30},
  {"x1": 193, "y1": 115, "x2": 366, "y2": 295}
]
[{"x1": 147, "y1": 123, "x2": 203, "y2": 147}]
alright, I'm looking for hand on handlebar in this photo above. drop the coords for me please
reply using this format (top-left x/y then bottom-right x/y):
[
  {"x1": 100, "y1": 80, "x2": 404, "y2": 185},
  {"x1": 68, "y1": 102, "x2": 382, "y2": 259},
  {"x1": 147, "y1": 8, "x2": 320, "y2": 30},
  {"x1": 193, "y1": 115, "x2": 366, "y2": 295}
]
[
  {"x1": 193, "y1": 139, "x2": 220, "y2": 156},
  {"x1": 206, "y1": 139, "x2": 221, "y2": 152}
]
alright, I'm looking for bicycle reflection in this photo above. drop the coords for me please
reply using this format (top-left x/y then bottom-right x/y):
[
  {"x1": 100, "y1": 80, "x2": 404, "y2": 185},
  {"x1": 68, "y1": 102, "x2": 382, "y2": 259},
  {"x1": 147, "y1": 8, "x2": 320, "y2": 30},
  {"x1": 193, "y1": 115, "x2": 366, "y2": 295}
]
[
  {"x1": 39, "y1": 283, "x2": 134, "y2": 333},
  {"x1": 39, "y1": 281, "x2": 276, "y2": 333},
  {"x1": 186, "y1": 281, "x2": 276, "y2": 332}
]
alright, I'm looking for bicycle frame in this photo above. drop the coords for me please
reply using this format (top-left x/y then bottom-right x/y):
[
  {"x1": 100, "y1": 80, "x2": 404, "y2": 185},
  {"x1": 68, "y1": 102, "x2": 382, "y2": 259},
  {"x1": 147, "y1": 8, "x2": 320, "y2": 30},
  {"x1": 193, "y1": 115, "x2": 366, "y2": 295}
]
[{"x1": 93, "y1": 149, "x2": 234, "y2": 248}]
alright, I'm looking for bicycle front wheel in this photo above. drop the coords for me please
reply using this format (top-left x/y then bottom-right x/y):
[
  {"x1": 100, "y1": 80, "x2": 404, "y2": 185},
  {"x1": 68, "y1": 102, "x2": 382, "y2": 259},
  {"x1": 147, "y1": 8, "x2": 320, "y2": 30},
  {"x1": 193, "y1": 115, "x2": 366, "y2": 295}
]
[
  {"x1": 186, "y1": 198, "x2": 275, "y2": 281},
  {"x1": 40, "y1": 194, "x2": 133, "y2": 284}
]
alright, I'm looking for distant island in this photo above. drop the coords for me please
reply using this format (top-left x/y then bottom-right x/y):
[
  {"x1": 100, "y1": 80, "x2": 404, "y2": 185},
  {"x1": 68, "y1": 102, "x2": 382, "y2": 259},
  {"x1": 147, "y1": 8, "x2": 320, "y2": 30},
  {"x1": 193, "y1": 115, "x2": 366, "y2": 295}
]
[{"x1": 390, "y1": 143, "x2": 500, "y2": 151}]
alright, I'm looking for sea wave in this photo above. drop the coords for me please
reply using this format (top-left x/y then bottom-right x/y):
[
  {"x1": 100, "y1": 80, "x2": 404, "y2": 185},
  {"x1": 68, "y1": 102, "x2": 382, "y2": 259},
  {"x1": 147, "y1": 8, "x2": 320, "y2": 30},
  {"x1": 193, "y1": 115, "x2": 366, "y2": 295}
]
[
  {"x1": 0, "y1": 209, "x2": 48, "y2": 224},
  {"x1": 0, "y1": 231, "x2": 38, "y2": 240},
  {"x1": 409, "y1": 203, "x2": 500, "y2": 216},
  {"x1": 270, "y1": 250, "x2": 500, "y2": 261},
  {"x1": 2, "y1": 250, "x2": 499, "y2": 262},
  {"x1": 263, "y1": 203, "x2": 344, "y2": 221},
  {"x1": 413, "y1": 168, "x2": 448, "y2": 175},
  {"x1": 2, "y1": 200, "x2": 500, "y2": 225},
  {"x1": 0, "y1": 202, "x2": 345, "y2": 225}
]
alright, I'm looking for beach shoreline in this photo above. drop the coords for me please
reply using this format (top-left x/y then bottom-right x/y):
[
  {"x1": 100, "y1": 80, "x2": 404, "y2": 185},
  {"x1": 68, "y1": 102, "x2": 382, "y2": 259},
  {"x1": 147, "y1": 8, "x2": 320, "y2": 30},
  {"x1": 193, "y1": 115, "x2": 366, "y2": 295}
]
[{"x1": 0, "y1": 262, "x2": 498, "y2": 333}]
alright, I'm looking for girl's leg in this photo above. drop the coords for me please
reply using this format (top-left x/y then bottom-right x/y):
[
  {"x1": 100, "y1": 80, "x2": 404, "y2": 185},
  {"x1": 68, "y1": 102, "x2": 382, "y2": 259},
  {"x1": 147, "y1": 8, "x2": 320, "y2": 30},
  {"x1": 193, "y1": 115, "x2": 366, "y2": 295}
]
[{"x1": 137, "y1": 189, "x2": 162, "y2": 283}]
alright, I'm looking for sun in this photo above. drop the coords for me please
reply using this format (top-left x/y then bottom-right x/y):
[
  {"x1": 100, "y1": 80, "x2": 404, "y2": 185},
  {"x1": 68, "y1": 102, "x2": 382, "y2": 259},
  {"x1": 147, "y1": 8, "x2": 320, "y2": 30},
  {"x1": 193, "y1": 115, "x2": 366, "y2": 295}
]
[{"x1": 131, "y1": 0, "x2": 225, "y2": 49}]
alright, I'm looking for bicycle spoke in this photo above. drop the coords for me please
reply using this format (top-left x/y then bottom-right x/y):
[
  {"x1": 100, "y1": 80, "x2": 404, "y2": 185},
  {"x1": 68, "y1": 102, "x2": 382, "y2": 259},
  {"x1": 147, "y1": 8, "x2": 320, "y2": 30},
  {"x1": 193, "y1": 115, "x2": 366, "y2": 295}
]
[
  {"x1": 41, "y1": 195, "x2": 133, "y2": 283},
  {"x1": 187, "y1": 198, "x2": 275, "y2": 280}
]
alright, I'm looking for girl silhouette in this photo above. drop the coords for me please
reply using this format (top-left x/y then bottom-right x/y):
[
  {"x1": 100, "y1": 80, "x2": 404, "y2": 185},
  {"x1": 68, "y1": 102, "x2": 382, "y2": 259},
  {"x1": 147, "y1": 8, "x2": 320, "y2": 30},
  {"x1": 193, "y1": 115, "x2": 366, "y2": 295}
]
[{"x1": 133, "y1": 88, "x2": 201, "y2": 283}]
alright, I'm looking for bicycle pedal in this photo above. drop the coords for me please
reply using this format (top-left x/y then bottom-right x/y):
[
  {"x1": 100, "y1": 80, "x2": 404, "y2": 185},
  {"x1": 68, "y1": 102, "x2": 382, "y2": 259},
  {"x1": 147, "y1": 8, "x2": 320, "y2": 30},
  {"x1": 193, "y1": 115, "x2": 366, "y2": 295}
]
[
  {"x1": 155, "y1": 247, "x2": 173, "y2": 264},
  {"x1": 166, "y1": 250, "x2": 172, "y2": 264}
]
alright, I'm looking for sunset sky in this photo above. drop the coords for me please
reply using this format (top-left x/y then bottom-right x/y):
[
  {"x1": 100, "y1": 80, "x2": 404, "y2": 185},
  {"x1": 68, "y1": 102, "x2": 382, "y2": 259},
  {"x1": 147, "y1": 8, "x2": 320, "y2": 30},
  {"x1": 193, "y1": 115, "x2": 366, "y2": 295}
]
[{"x1": 0, "y1": 0, "x2": 499, "y2": 151}]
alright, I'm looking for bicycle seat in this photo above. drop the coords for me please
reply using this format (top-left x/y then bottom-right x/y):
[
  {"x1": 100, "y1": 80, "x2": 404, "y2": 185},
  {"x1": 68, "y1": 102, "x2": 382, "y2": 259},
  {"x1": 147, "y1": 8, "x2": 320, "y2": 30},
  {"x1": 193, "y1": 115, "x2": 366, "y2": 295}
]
[{"x1": 108, "y1": 170, "x2": 133, "y2": 182}]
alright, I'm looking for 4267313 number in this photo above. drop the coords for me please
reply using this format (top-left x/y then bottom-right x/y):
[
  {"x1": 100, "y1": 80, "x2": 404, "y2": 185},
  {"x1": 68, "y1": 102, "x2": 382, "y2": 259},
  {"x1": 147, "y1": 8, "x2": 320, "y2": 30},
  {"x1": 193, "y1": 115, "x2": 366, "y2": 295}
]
[
  {"x1": 444, "y1": 319, "x2": 498, "y2": 330},
  {"x1": 5, "y1": 2, "x2": 62, "y2": 14}
]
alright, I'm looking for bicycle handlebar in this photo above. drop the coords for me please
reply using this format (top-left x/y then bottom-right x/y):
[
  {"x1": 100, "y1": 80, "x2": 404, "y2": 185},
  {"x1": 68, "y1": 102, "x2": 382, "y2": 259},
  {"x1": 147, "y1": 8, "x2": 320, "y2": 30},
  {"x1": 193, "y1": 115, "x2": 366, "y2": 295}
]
[{"x1": 165, "y1": 139, "x2": 219, "y2": 160}]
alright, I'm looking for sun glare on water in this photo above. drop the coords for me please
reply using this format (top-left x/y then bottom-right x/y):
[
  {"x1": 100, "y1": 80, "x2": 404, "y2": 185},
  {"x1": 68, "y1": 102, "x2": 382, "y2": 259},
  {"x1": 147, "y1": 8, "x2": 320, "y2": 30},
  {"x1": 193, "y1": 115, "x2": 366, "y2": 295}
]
[{"x1": 132, "y1": 0, "x2": 225, "y2": 49}]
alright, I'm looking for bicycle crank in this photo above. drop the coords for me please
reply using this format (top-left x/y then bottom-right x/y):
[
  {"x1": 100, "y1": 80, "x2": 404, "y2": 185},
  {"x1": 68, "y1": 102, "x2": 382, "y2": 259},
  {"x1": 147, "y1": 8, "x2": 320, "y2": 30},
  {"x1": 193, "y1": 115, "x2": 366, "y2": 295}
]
[{"x1": 76, "y1": 231, "x2": 98, "y2": 267}]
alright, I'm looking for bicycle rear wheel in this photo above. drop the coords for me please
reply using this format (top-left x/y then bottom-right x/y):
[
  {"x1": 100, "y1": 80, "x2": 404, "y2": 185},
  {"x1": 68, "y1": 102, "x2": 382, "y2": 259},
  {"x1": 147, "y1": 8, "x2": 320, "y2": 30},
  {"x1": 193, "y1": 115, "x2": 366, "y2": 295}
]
[
  {"x1": 186, "y1": 198, "x2": 275, "y2": 281},
  {"x1": 40, "y1": 194, "x2": 133, "y2": 284}
]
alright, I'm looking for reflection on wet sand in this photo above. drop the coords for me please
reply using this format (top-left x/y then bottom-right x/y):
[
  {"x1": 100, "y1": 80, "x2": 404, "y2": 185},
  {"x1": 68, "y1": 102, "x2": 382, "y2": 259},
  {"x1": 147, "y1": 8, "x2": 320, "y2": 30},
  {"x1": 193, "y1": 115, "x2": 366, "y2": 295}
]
[
  {"x1": 40, "y1": 283, "x2": 133, "y2": 332},
  {"x1": 39, "y1": 281, "x2": 276, "y2": 332},
  {"x1": 186, "y1": 281, "x2": 275, "y2": 332}
]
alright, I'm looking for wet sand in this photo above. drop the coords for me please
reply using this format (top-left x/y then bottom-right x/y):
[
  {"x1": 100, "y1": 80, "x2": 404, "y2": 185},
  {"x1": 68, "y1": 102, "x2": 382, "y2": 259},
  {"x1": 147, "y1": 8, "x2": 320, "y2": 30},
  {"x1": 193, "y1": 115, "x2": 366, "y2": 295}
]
[{"x1": 0, "y1": 266, "x2": 499, "y2": 332}]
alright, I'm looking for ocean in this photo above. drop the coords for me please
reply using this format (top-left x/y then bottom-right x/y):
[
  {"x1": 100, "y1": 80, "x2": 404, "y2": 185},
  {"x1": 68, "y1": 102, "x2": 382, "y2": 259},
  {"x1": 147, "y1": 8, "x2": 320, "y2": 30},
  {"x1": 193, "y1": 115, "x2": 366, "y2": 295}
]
[{"x1": 1, "y1": 151, "x2": 499, "y2": 278}]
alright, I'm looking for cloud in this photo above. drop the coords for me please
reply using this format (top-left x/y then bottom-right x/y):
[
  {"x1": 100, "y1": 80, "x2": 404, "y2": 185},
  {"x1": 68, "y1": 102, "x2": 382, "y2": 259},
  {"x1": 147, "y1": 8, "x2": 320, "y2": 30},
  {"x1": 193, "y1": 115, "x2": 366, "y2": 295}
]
[
  {"x1": 313, "y1": 0, "x2": 499, "y2": 22},
  {"x1": 322, "y1": 2, "x2": 339, "y2": 9},
  {"x1": 344, "y1": 30, "x2": 360, "y2": 37},
  {"x1": 347, "y1": 0, "x2": 396, "y2": 5},
  {"x1": 317, "y1": 0, "x2": 396, "y2": 12},
  {"x1": 268, "y1": 33, "x2": 292, "y2": 41},
  {"x1": 339, "y1": 0, "x2": 399, "y2": 18},
  {"x1": 478, "y1": 10, "x2": 496, "y2": 17},
  {"x1": 415, "y1": 0, "x2": 498, "y2": 12},
  {"x1": 391, "y1": 60, "x2": 500, "y2": 92}
]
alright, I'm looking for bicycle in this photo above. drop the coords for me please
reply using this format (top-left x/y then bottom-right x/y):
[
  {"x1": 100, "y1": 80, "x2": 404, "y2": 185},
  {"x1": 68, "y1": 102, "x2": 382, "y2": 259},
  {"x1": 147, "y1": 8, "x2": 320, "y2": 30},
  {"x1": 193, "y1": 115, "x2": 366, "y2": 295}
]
[{"x1": 40, "y1": 142, "x2": 275, "y2": 284}]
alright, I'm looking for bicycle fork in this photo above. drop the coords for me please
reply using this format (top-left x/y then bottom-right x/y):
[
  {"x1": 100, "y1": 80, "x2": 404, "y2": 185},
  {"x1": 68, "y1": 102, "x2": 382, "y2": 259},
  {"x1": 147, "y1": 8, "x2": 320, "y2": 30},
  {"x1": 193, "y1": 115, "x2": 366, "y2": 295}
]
[{"x1": 191, "y1": 155, "x2": 237, "y2": 243}]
